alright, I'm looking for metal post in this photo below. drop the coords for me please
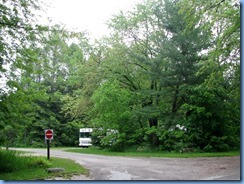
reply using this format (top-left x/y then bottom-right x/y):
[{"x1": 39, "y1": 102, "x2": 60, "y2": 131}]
[{"x1": 47, "y1": 139, "x2": 50, "y2": 160}]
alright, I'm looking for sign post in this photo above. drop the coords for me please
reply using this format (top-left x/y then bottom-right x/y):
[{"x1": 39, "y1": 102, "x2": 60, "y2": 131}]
[
  {"x1": 45, "y1": 129, "x2": 53, "y2": 160},
  {"x1": 47, "y1": 139, "x2": 50, "y2": 160}
]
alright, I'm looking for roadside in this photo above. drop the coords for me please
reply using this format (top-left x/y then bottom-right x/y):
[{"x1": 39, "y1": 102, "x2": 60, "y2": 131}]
[
  {"x1": 47, "y1": 175, "x2": 91, "y2": 180},
  {"x1": 0, "y1": 148, "x2": 89, "y2": 180}
]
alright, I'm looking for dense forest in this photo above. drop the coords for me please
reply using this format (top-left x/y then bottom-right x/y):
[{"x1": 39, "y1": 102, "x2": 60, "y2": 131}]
[{"x1": 0, "y1": 0, "x2": 240, "y2": 152}]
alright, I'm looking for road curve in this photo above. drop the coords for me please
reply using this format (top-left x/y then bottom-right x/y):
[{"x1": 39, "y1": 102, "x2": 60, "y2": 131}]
[{"x1": 12, "y1": 148, "x2": 240, "y2": 180}]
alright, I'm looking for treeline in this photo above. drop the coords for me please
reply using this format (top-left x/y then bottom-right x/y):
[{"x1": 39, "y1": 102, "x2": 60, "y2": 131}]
[{"x1": 0, "y1": 0, "x2": 240, "y2": 152}]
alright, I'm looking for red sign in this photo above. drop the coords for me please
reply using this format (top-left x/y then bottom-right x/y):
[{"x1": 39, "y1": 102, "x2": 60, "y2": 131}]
[{"x1": 45, "y1": 129, "x2": 53, "y2": 140}]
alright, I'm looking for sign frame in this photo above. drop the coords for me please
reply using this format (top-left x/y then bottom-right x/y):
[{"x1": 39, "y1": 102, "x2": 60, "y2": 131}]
[{"x1": 45, "y1": 129, "x2": 53, "y2": 140}]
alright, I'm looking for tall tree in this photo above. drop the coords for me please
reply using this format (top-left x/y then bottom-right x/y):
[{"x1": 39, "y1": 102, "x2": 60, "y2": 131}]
[
  {"x1": 91, "y1": 80, "x2": 134, "y2": 150},
  {"x1": 178, "y1": 0, "x2": 240, "y2": 151},
  {"x1": 0, "y1": 0, "x2": 46, "y2": 93},
  {"x1": 106, "y1": 0, "x2": 211, "y2": 148}
]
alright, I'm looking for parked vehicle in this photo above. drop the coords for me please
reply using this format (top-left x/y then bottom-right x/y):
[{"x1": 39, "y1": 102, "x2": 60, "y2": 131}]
[{"x1": 79, "y1": 128, "x2": 93, "y2": 147}]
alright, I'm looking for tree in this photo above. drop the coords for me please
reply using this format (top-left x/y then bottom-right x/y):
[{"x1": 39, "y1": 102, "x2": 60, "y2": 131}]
[
  {"x1": 0, "y1": 0, "x2": 46, "y2": 91},
  {"x1": 91, "y1": 80, "x2": 139, "y2": 150},
  {"x1": 0, "y1": 23, "x2": 92, "y2": 147},
  {"x1": 106, "y1": 0, "x2": 211, "y2": 148},
  {"x1": 178, "y1": 0, "x2": 240, "y2": 151},
  {"x1": 35, "y1": 27, "x2": 92, "y2": 146}
]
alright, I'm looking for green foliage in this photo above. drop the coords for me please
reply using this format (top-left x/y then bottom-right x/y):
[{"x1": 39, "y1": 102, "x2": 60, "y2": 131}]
[
  {"x1": 156, "y1": 128, "x2": 187, "y2": 152},
  {"x1": 0, "y1": 125, "x2": 17, "y2": 149},
  {"x1": 27, "y1": 157, "x2": 51, "y2": 168},
  {"x1": 0, "y1": 0, "x2": 46, "y2": 80},
  {"x1": 0, "y1": 153, "x2": 88, "y2": 180},
  {"x1": 178, "y1": 0, "x2": 240, "y2": 151},
  {"x1": 0, "y1": 150, "x2": 49, "y2": 173},
  {"x1": 91, "y1": 80, "x2": 132, "y2": 128},
  {"x1": 91, "y1": 80, "x2": 135, "y2": 150},
  {"x1": 203, "y1": 136, "x2": 230, "y2": 152},
  {"x1": 0, "y1": 150, "x2": 21, "y2": 172}
]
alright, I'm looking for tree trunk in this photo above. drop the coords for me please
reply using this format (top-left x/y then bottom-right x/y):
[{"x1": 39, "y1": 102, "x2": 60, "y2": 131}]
[
  {"x1": 172, "y1": 85, "x2": 179, "y2": 113},
  {"x1": 149, "y1": 118, "x2": 159, "y2": 147}
]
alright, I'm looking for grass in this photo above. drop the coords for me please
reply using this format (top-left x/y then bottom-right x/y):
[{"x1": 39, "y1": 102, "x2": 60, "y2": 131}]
[
  {"x1": 0, "y1": 150, "x2": 88, "y2": 180},
  {"x1": 65, "y1": 147, "x2": 240, "y2": 158}
]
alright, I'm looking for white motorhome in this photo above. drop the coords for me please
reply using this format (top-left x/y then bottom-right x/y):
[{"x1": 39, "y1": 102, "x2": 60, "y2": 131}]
[{"x1": 79, "y1": 128, "x2": 93, "y2": 147}]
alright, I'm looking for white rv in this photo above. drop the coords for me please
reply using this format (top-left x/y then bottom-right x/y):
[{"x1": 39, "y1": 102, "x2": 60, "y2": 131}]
[{"x1": 79, "y1": 128, "x2": 93, "y2": 147}]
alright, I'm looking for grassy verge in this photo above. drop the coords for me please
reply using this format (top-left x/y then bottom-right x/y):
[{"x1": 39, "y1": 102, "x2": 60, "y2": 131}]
[
  {"x1": 65, "y1": 147, "x2": 240, "y2": 158},
  {"x1": 0, "y1": 150, "x2": 88, "y2": 180}
]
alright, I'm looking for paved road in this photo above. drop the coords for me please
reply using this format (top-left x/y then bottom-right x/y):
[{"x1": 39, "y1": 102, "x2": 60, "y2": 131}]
[{"x1": 13, "y1": 148, "x2": 240, "y2": 180}]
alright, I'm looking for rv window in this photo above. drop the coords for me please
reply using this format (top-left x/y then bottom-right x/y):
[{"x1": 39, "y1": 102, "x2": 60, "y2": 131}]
[{"x1": 80, "y1": 132, "x2": 91, "y2": 138}]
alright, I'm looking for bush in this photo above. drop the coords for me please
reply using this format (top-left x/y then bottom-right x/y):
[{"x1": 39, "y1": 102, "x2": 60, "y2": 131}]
[
  {"x1": 0, "y1": 150, "x2": 50, "y2": 173},
  {"x1": 0, "y1": 150, "x2": 25, "y2": 172},
  {"x1": 157, "y1": 129, "x2": 187, "y2": 152},
  {"x1": 100, "y1": 132, "x2": 123, "y2": 151},
  {"x1": 203, "y1": 136, "x2": 230, "y2": 152},
  {"x1": 27, "y1": 158, "x2": 50, "y2": 168}
]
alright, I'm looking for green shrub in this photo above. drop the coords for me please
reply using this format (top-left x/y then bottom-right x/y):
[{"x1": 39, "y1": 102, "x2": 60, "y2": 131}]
[
  {"x1": 0, "y1": 150, "x2": 50, "y2": 173},
  {"x1": 203, "y1": 136, "x2": 230, "y2": 152},
  {"x1": 157, "y1": 129, "x2": 187, "y2": 152},
  {"x1": 0, "y1": 150, "x2": 25, "y2": 172},
  {"x1": 27, "y1": 158, "x2": 51, "y2": 168}
]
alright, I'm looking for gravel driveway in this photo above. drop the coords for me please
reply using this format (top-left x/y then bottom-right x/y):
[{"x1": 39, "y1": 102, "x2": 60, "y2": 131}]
[{"x1": 13, "y1": 148, "x2": 240, "y2": 180}]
